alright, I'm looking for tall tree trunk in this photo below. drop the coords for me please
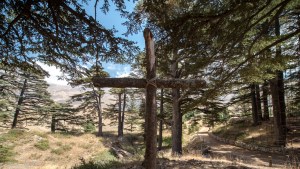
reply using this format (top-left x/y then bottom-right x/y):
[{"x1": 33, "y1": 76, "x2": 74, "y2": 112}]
[
  {"x1": 12, "y1": 79, "x2": 27, "y2": 128},
  {"x1": 251, "y1": 84, "x2": 259, "y2": 125},
  {"x1": 255, "y1": 84, "x2": 263, "y2": 121},
  {"x1": 143, "y1": 28, "x2": 157, "y2": 169},
  {"x1": 121, "y1": 91, "x2": 126, "y2": 137},
  {"x1": 92, "y1": 86, "x2": 103, "y2": 136},
  {"x1": 97, "y1": 93, "x2": 103, "y2": 136},
  {"x1": 270, "y1": 16, "x2": 286, "y2": 146},
  {"x1": 250, "y1": 84, "x2": 259, "y2": 126},
  {"x1": 158, "y1": 88, "x2": 164, "y2": 151},
  {"x1": 51, "y1": 115, "x2": 56, "y2": 133},
  {"x1": 262, "y1": 81, "x2": 270, "y2": 120},
  {"x1": 118, "y1": 93, "x2": 122, "y2": 138},
  {"x1": 270, "y1": 79, "x2": 286, "y2": 145},
  {"x1": 172, "y1": 88, "x2": 182, "y2": 155}
]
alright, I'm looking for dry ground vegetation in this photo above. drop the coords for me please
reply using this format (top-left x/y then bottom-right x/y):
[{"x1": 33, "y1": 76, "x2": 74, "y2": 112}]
[
  {"x1": 212, "y1": 119, "x2": 300, "y2": 167},
  {"x1": 0, "y1": 120, "x2": 296, "y2": 169}
]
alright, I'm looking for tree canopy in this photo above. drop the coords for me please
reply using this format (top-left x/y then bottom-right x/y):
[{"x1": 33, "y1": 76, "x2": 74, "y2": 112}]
[{"x1": 1, "y1": 0, "x2": 138, "y2": 79}]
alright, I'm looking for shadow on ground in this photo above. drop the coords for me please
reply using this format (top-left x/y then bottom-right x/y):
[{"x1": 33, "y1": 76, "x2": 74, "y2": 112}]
[{"x1": 72, "y1": 158, "x2": 253, "y2": 169}]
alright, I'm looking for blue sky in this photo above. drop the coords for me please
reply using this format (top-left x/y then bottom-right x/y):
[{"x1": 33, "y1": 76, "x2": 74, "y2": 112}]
[
  {"x1": 85, "y1": 0, "x2": 144, "y2": 77},
  {"x1": 44, "y1": 0, "x2": 144, "y2": 85}
]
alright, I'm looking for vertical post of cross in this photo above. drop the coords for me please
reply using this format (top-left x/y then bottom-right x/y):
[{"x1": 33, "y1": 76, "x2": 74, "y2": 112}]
[{"x1": 143, "y1": 28, "x2": 157, "y2": 169}]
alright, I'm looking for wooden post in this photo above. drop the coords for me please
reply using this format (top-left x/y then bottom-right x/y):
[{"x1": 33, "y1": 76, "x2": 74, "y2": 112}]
[
  {"x1": 143, "y1": 28, "x2": 157, "y2": 169},
  {"x1": 92, "y1": 28, "x2": 206, "y2": 168}
]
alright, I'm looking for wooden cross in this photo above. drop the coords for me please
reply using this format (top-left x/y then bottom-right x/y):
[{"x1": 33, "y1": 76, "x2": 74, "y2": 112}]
[{"x1": 93, "y1": 28, "x2": 205, "y2": 169}]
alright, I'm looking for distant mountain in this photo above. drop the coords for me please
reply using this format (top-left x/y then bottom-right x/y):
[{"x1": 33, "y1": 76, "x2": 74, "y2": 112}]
[
  {"x1": 47, "y1": 83, "x2": 114, "y2": 108},
  {"x1": 47, "y1": 83, "x2": 82, "y2": 103}
]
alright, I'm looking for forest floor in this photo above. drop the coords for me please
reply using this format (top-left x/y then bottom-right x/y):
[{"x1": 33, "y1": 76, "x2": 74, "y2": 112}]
[
  {"x1": 186, "y1": 127, "x2": 294, "y2": 169},
  {"x1": 0, "y1": 126, "x2": 299, "y2": 169}
]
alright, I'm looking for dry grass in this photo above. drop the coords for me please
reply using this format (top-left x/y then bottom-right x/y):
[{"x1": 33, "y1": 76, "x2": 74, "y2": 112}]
[
  {"x1": 213, "y1": 120, "x2": 300, "y2": 150},
  {"x1": 0, "y1": 129, "x2": 107, "y2": 169}
]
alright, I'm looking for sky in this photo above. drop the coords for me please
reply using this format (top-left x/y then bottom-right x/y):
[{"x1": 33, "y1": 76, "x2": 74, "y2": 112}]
[{"x1": 44, "y1": 0, "x2": 144, "y2": 85}]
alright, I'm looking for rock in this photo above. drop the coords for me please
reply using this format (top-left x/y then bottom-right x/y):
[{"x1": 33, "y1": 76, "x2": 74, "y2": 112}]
[{"x1": 33, "y1": 135, "x2": 43, "y2": 142}]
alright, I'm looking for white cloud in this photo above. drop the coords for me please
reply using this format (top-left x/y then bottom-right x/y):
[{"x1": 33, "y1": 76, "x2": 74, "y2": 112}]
[
  {"x1": 116, "y1": 65, "x2": 131, "y2": 77},
  {"x1": 38, "y1": 62, "x2": 68, "y2": 86}
]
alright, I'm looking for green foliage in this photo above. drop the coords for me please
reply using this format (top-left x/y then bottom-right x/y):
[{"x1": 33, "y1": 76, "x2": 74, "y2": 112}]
[
  {"x1": 1, "y1": 1, "x2": 138, "y2": 76},
  {"x1": 218, "y1": 111, "x2": 230, "y2": 123},
  {"x1": 0, "y1": 129, "x2": 25, "y2": 143},
  {"x1": 162, "y1": 136, "x2": 172, "y2": 147},
  {"x1": 93, "y1": 150, "x2": 117, "y2": 163},
  {"x1": 183, "y1": 111, "x2": 196, "y2": 122},
  {"x1": 0, "y1": 145, "x2": 14, "y2": 163},
  {"x1": 188, "y1": 123, "x2": 200, "y2": 135},
  {"x1": 0, "y1": 129, "x2": 27, "y2": 163},
  {"x1": 82, "y1": 121, "x2": 96, "y2": 133},
  {"x1": 72, "y1": 159, "x2": 122, "y2": 169},
  {"x1": 34, "y1": 139, "x2": 50, "y2": 151}
]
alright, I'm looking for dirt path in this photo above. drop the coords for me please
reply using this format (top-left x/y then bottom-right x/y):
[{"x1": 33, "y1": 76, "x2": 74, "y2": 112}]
[{"x1": 197, "y1": 127, "x2": 292, "y2": 169}]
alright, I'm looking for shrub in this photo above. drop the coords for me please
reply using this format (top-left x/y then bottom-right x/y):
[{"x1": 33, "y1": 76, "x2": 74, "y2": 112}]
[
  {"x1": 34, "y1": 139, "x2": 50, "y2": 151},
  {"x1": 72, "y1": 159, "x2": 122, "y2": 169},
  {"x1": 162, "y1": 136, "x2": 172, "y2": 147},
  {"x1": 82, "y1": 122, "x2": 95, "y2": 133}
]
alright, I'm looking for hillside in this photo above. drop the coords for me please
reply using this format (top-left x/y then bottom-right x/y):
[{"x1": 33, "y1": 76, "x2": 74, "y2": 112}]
[{"x1": 47, "y1": 83, "x2": 114, "y2": 108}]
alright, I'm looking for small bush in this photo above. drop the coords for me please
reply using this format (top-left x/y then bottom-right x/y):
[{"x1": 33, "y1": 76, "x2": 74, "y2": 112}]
[
  {"x1": 34, "y1": 139, "x2": 50, "y2": 151},
  {"x1": 82, "y1": 122, "x2": 95, "y2": 133},
  {"x1": 162, "y1": 136, "x2": 172, "y2": 147},
  {"x1": 72, "y1": 159, "x2": 122, "y2": 169}
]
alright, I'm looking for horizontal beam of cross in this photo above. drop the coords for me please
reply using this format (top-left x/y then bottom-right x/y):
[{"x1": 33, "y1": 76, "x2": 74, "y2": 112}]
[{"x1": 92, "y1": 77, "x2": 206, "y2": 89}]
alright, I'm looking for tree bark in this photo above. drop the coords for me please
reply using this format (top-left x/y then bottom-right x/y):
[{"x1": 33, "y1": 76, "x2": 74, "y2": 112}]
[
  {"x1": 255, "y1": 84, "x2": 263, "y2": 121},
  {"x1": 158, "y1": 88, "x2": 164, "y2": 151},
  {"x1": 93, "y1": 77, "x2": 205, "y2": 89},
  {"x1": 97, "y1": 92, "x2": 103, "y2": 136},
  {"x1": 51, "y1": 115, "x2": 56, "y2": 133},
  {"x1": 143, "y1": 28, "x2": 157, "y2": 169},
  {"x1": 118, "y1": 93, "x2": 123, "y2": 138},
  {"x1": 92, "y1": 86, "x2": 103, "y2": 137},
  {"x1": 251, "y1": 84, "x2": 259, "y2": 126},
  {"x1": 270, "y1": 78, "x2": 286, "y2": 145},
  {"x1": 269, "y1": 15, "x2": 286, "y2": 146},
  {"x1": 262, "y1": 81, "x2": 270, "y2": 120},
  {"x1": 12, "y1": 79, "x2": 27, "y2": 128},
  {"x1": 121, "y1": 91, "x2": 126, "y2": 137}
]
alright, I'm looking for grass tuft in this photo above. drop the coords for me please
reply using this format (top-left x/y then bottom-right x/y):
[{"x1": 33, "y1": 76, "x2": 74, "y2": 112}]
[
  {"x1": 34, "y1": 139, "x2": 50, "y2": 151},
  {"x1": 93, "y1": 150, "x2": 118, "y2": 163},
  {"x1": 72, "y1": 159, "x2": 122, "y2": 169},
  {"x1": 0, "y1": 145, "x2": 14, "y2": 163},
  {"x1": 51, "y1": 144, "x2": 72, "y2": 155}
]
